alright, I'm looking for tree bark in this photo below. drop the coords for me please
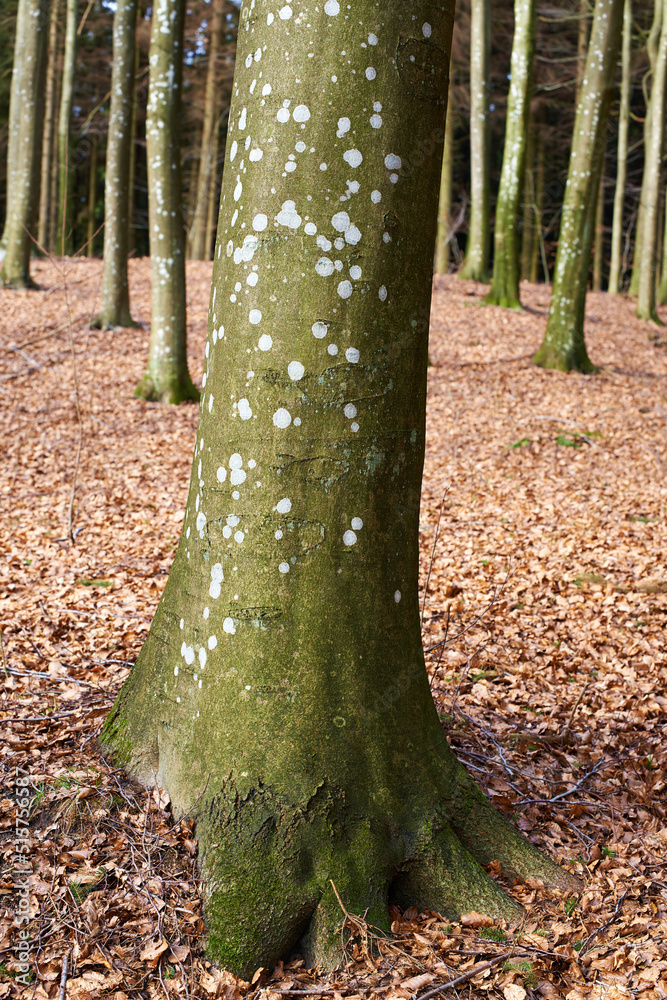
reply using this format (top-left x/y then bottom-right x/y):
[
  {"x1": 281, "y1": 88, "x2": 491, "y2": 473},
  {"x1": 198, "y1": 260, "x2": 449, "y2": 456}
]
[
  {"x1": 435, "y1": 63, "x2": 455, "y2": 275},
  {"x1": 57, "y1": 0, "x2": 77, "y2": 257},
  {"x1": 97, "y1": 0, "x2": 138, "y2": 328},
  {"x1": 86, "y1": 134, "x2": 98, "y2": 257},
  {"x1": 575, "y1": 0, "x2": 589, "y2": 102},
  {"x1": 519, "y1": 116, "x2": 535, "y2": 282},
  {"x1": 188, "y1": 0, "x2": 224, "y2": 261},
  {"x1": 608, "y1": 0, "x2": 632, "y2": 295},
  {"x1": 203, "y1": 115, "x2": 222, "y2": 261},
  {"x1": 103, "y1": 0, "x2": 577, "y2": 978},
  {"x1": 630, "y1": 0, "x2": 662, "y2": 298},
  {"x1": 135, "y1": 0, "x2": 198, "y2": 403},
  {"x1": 659, "y1": 189, "x2": 667, "y2": 304},
  {"x1": 0, "y1": 0, "x2": 48, "y2": 288},
  {"x1": 0, "y1": 0, "x2": 26, "y2": 255},
  {"x1": 460, "y1": 0, "x2": 491, "y2": 282},
  {"x1": 533, "y1": 0, "x2": 624, "y2": 372},
  {"x1": 635, "y1": 0, "x2": 667, "y2": 323},
  {"x1": 38, "y1": 0, "x2": 60, "y2": 253},
  {"x1": 592, "y1": 169, "x2": 604, "y2": 291},
  {"x1": 485, "y1": 0, "x2": 536, "y2": 308},
  {"x1": 531, "y1": 126, "x2": 545, "y2": 283}
]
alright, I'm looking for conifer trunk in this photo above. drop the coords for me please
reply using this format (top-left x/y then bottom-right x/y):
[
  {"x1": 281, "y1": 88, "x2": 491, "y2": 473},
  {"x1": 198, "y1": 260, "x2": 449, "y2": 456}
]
[
  {"x1": 635, "y1": 0, "x2": 667, "y2": 323},
  {"x1": 135, "y1": 0, "x2": 198, "y2": 402},
  {"x1": 104, "y1": 0, "x2": 576, "y2": 978},
  {"x1": 97, "y1": 0, "x2": 138, "y2": 328},
  {"x1": 38, "y1": 0, "x2": 60, "y2": 253},
  {"x1": 435, "y1": 64, "x2": 455, "y2": 275},
  {"x1": 609, "y1": 0, "x2": 632, "y2": 295},
  {"x1": 485, "y1": 0, "x2": 536, "y2": 308},
  {"x1": 189, "y1": 0, "x2": 224, "y2": 261},
  {"x1": 0, "y1": 0, "x2": 48, "y2": 288},
  {"x1": 533, "y1": 0, "x2": 624, "y2": 372},
  {"x1": 460, "y1": 0, "x2": 490, "y2": 281},
  {"x1": 57, "y1": 0, "x2": 77, "y2": 256}
]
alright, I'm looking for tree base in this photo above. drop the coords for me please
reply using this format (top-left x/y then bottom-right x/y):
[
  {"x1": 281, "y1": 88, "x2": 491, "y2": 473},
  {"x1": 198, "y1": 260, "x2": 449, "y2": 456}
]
[
  {"x1": 635, "y1": 305, "x2": 665, "y2": 327},
  {"x1": 532, "y1": 343, "x2": 598, "y2": 374},
  {"x1": 134, "y1": 372, "x2": 200, "y2": 404},
  {"x1": 484, "y1": 290, "x2": 523, "y2": 310},
  {"x1": 458, "y1": 265, "x2": 490, "y2": 284},
  {"x1": 0, "y1": 270, "x2": 39, "y2": 290},
  {"x1": 91, "y1": 311, "x2": 141, "y2": 331}
]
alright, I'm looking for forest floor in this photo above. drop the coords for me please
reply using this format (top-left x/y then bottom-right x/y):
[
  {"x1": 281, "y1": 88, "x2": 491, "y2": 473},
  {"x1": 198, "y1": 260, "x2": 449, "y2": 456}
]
[{"x1": 0, "y1": 258, "x2": 666, "y2": 1000}]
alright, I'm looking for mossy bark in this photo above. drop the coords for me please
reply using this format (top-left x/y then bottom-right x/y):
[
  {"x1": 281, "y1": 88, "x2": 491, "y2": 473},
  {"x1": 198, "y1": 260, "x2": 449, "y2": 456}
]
[
  {"x1": 485, "y1": 0, "x2": 536, "y2": 309},
  {"x1": 533, "y1": 0, "x2": 624, "y2": 373},
  {"x1": 608, "y1": 0, "x2": 632, "y2": 296},
  {"x1": 459, "y1": 0, "x2": 490, "y2": 282},
  {"x1": 103, "y1": 0, "x2": 577, "y2": 977},
  {"x1": 0, "y1": 0, "x2": 48, "y2": 289},
  {"x1": 635, "y1": 0, "x2": 667, "y2": 324},
  {"x1": 97, "y1": 0, "x2": 138, "y2": 328},
  {"x1": 135, "y1": 0, "x2": 198, "y2": 403},
  {"x1": 57, "y1": 0, "x2": 77, "y2": 257}
]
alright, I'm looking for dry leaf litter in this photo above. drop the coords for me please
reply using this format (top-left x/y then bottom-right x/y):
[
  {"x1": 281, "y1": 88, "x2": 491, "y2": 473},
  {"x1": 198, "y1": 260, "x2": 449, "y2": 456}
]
[{"x1": 0, "y1": 259, "x2": 665, "y2": 1000}]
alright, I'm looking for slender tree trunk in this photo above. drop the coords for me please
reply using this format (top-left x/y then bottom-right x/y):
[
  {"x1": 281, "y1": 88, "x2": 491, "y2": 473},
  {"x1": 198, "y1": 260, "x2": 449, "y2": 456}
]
[
  {"x1": 435, "y1": 63, "x2": 455, "y2": 275},
  {"x1": 531, "y1": 127, "x2": 545, "y2": 283},
  {"x1": 609, "y1": 0, "x2": 632, "y2": 295},
  {"x1": 0, "y1": 0, "x2": 48, "y2": 288},
  {"x1": 485, "y1": 0, "x2": 536, "y2": 308},
  {"x1": 1, "y1": 0, "x2": 27, "y2": 254},
  {"x1": 97, "y1": 0, "x2": 138, "y2": 327},
  {"x1": 57, "y1": 0, "x2": 77, "y2": 256},
  {"x1": 204, "y1": 115, "x2": 222, "y2": 261},
  {"x1": 86, "y1": 135, "x2": 98, "y2": 257},
  {"x1": 38, "y1": 0, "x2": 60, "y2": 252},
  {"x1": 659, "y1": 189, "x2": 667, "y2": 304},
  {"x1": 533, "y1": 0, "x2": 624, "y2": 372},
  {"x1": 103, "y1": 0, "x2": 576, "y2": 979},
  {"x1": 520, "y1": 118, "x2": 535, "y2": 281},
  {"x1": 575, "y1": 0, "x2": 589, "y2": 101},
  {"x1": 460, "y1": 0, "x2": 491, "y2": 282},
  {"x1": 127, "y1": 30, "x2": 140, "y2": 257},
  {"x1": 592, "y1": 170, "x2": 605, "y2": 291},
  {"x1": 630, "y1": 0, "x2": 662, "y2": 297},
  {"x1": 189, "y1": 0, "x2": 224, "y2": 260},
  {"x1": 636, "y1": 0, "x2": 667, "y2": 323},
  {"x1": 135, "y1": 0, "x2": 198, "y2": 403}
]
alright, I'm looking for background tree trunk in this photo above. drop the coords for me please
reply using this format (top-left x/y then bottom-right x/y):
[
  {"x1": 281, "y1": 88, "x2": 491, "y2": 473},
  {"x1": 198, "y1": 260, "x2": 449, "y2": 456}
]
[
  {"x1": 659, "y1": 189, "x2": 667, "y2": 304},
  {"x1": 135, "y1": 0, "x2": 198, "y2": 403},
  {"x1": 435, "y1": 63, "x2": 455, "y2": 275},
  {"x1": 533, "y1": 0, "x2": 624, "y2": 372},
  {"x1": 203, "y1": 114, "x2": 222, "y2": 261},
  {"x1": 460, "y1": 0, "x2": 491, "y2": 282},
  {"x1": 531, "y1": 127, "x2": 545, "y2": 283},
  {"x1": 97, "y1": 0, "x2": 138, "y2": 328},
  {"x1": 103, "y1": 0, "x2": 576, "y2": 980},
  {"x1": 519, "y1": 117, "x2": 535, "y2": 282},
  {"x1": 485, "y1": 0, "x2": 536, "y2": 308},
  {"x1": 592, "y1": 170, "x2": 605, "y2": 291},
  {"x1": 86, "y1": 133, "x2": 97, "y2": 256},
  {"x1": 635, "y1": 0, "x2": 667, "y2": 323},
  {"x1": 1, "y1": 0, "x2": 27, "y2": 254},
  {"x1": 0, "y1": 0, "x2": 48, "y2": 288},
  {"x1": 37, "y1": 0, "x2": 60, "y2": 254},
  {"x1": 608, "y1": 0, "x2": 632, "y2": 295},
  {"x1": 188, "y1": 0, "x2": 224, "y2": 260},
  {"x1": 57, "y1": 0, "x2": 77, "y2": 256}
]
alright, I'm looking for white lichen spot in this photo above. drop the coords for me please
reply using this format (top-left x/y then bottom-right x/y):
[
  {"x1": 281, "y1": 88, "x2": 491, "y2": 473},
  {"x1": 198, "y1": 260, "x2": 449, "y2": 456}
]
[
  {"x1": 337, "y1": 116, "x2": 351, "y2": 137},
  {"x1": 344, "y1": 403, "x2": 357, "y2": 418},
  {"x1": 343, "y1": 149, "x2": 363, "y2": 168},
  {"x1": 422, "y1": 22, "x2": 432, "y2": 37},
  {"x1": 338, "y1": 280, "x2": 353, "y2": 299},
  {"x1": 279, "y1": 4, "x2": 292, "y2": 17},
  {"x1": 238, "y1": 398, "x2": 252, "y2": 420},
  {"x1": 370, "y1": 114, "x2": 382, "y2": 128},
  {"x1": 324, "y1": 0, "x2": 340, "y2": 13},
  {"x1": 249, "y1": 309, "x2": 262, "y2": 325},
  {"x1": 196, "y1": 512, "x2": 206, "y2": 532},
  {"x1": 368, "y1": 32, "x2": 378, "y2": 44},
  {"x1": 231, "y1": 468, "x2": 247, "y2": 485},
  {"x1": 276, "y1": 200, "x2": 302, "y2": 228},
  {"x1": 203, "y1": 606, "x2": 210, "y2": 619},
  {"x1": 273, "y1": 408, "x2": 291, "y2": 428},
  {"x1": 288, "y1": 361, "x2": 305, "y2": 380},
  {"x1": 345, "y1": 347, "x2": 360, "y2": 363},
  {"x1": 312, "y1": 321, "x2": 328, "y2": 339},
  {"x1": 234, "y1": 530, "x2": 244, "y2": 543},
  {"x1": 304, "y1": 222, "x2": 317, "y2": 235},
  {"x1": 371, "y1": 189, "x2": 382, "y2": 204},
  {"x1": 279, "y1": 561, "x2": 290, "y2": 573},
  {"x1": 223, "y1": 617, "x2": 236, "y2": 634},
  {"x1": 258, "y1": 333, "x2": 273, "y2": 351},
  {"x1": 331, "y1": 211, "x2": 350, "y2": 232},
  {"x1": 316, "y1": 257, "x2": 335, "y2": 277},
  {"x1": 184, "y1": 646, "x2": 195, "y2": 665},
  {"x1": 276, "y1": 497, "x2": 292, "y2": 514},
  {"x1": 365, "y1": 66, "x2": 376, "y2": 80},
  {"x1": 349, "y1": 265, "x2": 362, "y2": 280},
  {"x1": 216, "y1": 466, "x2": 227, "y2": 483},
  {"x1": 343, "y1": 530, "x2": 357, "y2": 546},
  {"x1": 351, "y1": 517, "x2": 363, "y2": 530},
  {"x1": 293, "y1": 104, "x2": 310, "y2": 122},
  {"x1": 379, "y1": 285, "x2": 387, "y2": 301},
  {"x1": 276, "y1": 107, "x2": 290, "y2": 123},
  {"x1": 199, "y1": 647, "x2": 207, "y2": 668},
  {"x1": 209, "y1": 562, "x2": 224, "y2": 600},
  {"x1": 345, "y1": 225, "x2": 361, "y2": 244},
  {"x1": 394, "y1": 590, "x2": 402, "y2": 603},
  {"x1": 208, "y1": 635, "x2": 217, "y2": 650},
  {"x1": 253, "y1": 213, "x2": 268, "y2": 231},
  {"x1": 351, "y1": 421, "x2": 360, "y2": 432},
  {"x1": 384, "y1": 153, "x2": 402, "y2": 170},
  {"x1": 328, "y1": 344, "x2": 338, "y2": 355}
]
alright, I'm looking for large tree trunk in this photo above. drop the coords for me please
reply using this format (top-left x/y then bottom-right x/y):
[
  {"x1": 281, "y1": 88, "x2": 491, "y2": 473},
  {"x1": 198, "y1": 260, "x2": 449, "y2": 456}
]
[
  {"x1": 533, "y1": 0, "x2": 624, "y2": 372},
  {"x1": 188, "y1": 0, "x2": 224, "y2": 261},
  {"x1": 0, "y1": 0, "x2": 26, "y2": 255},
  {"x1": 103, "y1": 0, "x2": 577, "y2": 978},
  {"x1": 485, "y1": 0, "x2": 536, "y2": 308},
  {"x1": 460, "y1": 0, "x2": 491, "y2": 282},
  {"x1": 135, "y1": 0, "x2": 198, "y2": 403},
  {"x1": 608, "y1": 0, "x2": 632, "y2": 295},
  {"x1": 57, "y1": 0, "x2": 77, "y2": 257},
  {"x1": 38, "y1": 0, "x2": 60, "y2": 253},
  {"x1": 0, "y1": 0, "x2": 48, "y2": 288},
  {"x1": 97, "y1": 0, "x2": 138, "y2": 328},
  {"x1": 435, "y1": 63, "x2": 455, "y2": 275},
  {"x1": 635, "y1": 0, "x2": 667, "y2": 323}
]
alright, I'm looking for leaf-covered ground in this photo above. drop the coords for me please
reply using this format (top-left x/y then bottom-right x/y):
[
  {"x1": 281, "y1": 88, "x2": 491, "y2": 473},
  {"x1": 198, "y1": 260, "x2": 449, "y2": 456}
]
[{"x1": 1, "y1": 259, "x2": 665, "y2": 1000}]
